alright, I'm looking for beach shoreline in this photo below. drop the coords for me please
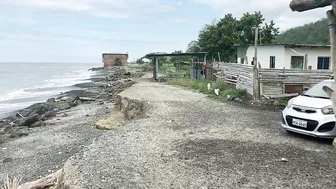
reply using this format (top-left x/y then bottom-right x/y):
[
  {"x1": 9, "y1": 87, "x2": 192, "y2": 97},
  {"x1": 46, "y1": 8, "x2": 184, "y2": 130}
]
[
  {"x1": 0, "y1": 63, "x2": 99, "y2": 118},
  {"x1": 0, "y1": 66, "x2": 145, "y2": 183}
]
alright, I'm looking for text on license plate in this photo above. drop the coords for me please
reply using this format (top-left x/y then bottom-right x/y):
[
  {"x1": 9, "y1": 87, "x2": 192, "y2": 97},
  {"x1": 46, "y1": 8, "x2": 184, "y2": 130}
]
[{"x1": 292, "y1": 118, "x2": 308, "y2": 128}]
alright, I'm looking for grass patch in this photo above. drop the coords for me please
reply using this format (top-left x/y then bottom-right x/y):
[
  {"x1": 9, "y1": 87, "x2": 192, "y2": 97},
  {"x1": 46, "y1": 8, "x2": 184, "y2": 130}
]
[
  {"x1": 167, "y1": 79, "x2": 249, "y2": 101},
  {"x1": 277, "y1": 98, "x2": 289, "y2": 106}
]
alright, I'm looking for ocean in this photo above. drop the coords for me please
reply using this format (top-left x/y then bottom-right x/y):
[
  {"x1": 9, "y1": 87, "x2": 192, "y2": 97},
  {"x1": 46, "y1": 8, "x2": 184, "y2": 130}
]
[{"x1": 0, "y1": 62, "x2": 100, "y2": 118}]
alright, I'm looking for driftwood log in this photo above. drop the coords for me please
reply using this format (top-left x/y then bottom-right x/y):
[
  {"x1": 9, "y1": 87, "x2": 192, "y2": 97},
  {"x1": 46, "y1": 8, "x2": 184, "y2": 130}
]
[
  {"x1": 290, "y1": 0, "x2": 332, "y2": 12},
  {"x1": 14, "y1": 169, "x2": 62, "y2": 189}
]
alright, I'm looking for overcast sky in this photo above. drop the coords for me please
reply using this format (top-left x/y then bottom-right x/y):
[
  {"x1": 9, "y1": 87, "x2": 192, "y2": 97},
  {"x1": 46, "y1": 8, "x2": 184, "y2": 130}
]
[{"x1": 0, "y1": 0, "x2": 330, "y2": 63}]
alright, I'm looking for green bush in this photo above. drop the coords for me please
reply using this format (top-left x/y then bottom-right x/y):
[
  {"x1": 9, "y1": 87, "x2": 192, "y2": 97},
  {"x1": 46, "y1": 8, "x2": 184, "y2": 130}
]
[
  {"x1": 167, "y1": 79, "x2": 248, "y2": 100},
  {"x1": 140, "y1": 63, "x2": 152, "y2": 71},
  {"x1": 114, "y1": 57, "x2": 122, "y2": 66}
]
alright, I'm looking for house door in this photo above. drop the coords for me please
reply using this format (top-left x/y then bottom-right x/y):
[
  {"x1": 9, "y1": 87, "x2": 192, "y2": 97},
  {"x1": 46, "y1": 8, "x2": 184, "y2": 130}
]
[
  {"x1": 317, "y1": 57, "x2": 330, "y2": 69},
  {"x1": 291, "y1": 56, "x2": 304, "y2": 69}
]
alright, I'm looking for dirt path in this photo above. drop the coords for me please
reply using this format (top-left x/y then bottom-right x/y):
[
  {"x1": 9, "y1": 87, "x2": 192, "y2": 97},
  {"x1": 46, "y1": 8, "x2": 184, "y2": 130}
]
[{"x1": 62, "y1": 75, "x2": 336, "y2": 189}]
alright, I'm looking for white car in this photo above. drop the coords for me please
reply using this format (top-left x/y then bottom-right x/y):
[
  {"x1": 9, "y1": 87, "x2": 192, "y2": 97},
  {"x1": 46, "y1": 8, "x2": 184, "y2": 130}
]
[{"x1": 281, "y1": 79, "x2": 336, "y2": 138}]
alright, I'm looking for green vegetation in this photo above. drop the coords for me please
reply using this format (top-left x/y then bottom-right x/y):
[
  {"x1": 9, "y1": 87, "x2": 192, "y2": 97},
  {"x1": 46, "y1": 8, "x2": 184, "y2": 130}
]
[
  {"x1": 136, "y1": 58, "x2": 145, "y2": 64},
  {"x1": 276, "y1": 18, "x2": 329, "y2": 45},
  {"x1": 277, "y1": 98, "x2": 289, "y2": 107},
  {"x1": 139, "y1": 62, "x2": 152, "y2": 72},
  {"x1": 187, "y1": 11, "x2": 279, "y2": 62},
  {"x1": 167, "y1": 79, "x2": 249, "y2": 101},
  {"x1": 155, "y1": 51, "x2": 193, "y2": 80},
  {"x1": 114, "y1": 57, "x2": 122, "y2": 66}
]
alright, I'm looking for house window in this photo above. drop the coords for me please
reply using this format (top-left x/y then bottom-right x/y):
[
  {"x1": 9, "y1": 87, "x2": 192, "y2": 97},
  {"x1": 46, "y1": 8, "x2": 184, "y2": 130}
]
[
  {"x1": 317, "y1": 57, "x2": 330, "y2": 69},
  {"x1": 291, "y1": 56, "x2": 304, "y2": 69},
  {"x1": 240, "y1": 58, "x2": 245, "y2": 64},
  {"x1": 270, "y1": 56, "x2": 275, "y2": 68}
]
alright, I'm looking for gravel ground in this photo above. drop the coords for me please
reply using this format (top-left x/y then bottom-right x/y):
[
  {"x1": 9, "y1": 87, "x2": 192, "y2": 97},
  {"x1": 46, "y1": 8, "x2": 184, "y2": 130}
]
[
  {"x1": 0, "y1": 101, "x2": 112, "y2": 183},
  {"x1": 62, "y1": 75, "x2": 336, "y2": 189}
]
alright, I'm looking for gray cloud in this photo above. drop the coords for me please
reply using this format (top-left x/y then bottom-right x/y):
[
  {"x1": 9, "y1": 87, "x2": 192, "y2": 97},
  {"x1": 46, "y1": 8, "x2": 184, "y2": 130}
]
[
  {"x1": 193, "y1": 0, "x2": 330, "y2": 31},
  {"x1": 4, "y1": 0, "x2": 176, "y2": 19}
]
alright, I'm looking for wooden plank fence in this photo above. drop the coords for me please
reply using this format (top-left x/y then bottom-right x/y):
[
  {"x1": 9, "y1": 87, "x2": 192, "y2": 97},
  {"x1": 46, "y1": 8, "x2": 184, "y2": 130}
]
[
  {"x1": 207, "y1": 62, "x2": 334, "y2": 98},
  {"x1": 259, "y1": 68, "x2": 333, "y2": 84},
  {"x1": 259, "y1": 68, "x2": 333, "y2": 97},
  {"x1": 210, "y1": 62, "x2": 254, "y2": 95}
]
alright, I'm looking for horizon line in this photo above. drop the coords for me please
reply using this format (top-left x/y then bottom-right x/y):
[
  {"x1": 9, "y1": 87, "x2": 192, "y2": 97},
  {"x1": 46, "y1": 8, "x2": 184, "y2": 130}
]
[{"x1": 0, "y1": 62, "x2": 102, "y2": 64}]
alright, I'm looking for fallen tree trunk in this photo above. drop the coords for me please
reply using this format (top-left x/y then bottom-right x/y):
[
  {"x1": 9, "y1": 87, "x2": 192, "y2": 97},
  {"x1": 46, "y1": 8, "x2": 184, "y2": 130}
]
[{"x1": 290, "y1": 0, "x2": 332, "y2": 12}]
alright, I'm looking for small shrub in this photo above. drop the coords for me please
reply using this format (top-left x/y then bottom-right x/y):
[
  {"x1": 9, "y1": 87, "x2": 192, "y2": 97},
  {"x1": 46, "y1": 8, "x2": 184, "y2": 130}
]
[
  {"x1": 140, "y1": 63, "x2": 152, "y2": 71},
  {"x1": 220, "y1": 88, "x2": 246, "y2": 98},
  {"x1": 114, "y1": 57, "x2": 122, "y2": 66},
  {"x1": 277, "y1": 98, "x2": 289, "y2": 106}
]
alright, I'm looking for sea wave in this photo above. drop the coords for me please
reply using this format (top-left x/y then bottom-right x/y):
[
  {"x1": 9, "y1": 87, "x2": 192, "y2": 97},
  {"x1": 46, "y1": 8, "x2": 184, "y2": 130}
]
[{"x1": 0, "y1": 68, "x2": 94, "y2": 103}]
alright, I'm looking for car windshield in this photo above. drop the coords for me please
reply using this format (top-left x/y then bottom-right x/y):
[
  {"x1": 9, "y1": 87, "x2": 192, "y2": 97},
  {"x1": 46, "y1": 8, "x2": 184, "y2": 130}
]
[{"x1": 303, "y1": 80, "x2": 335, "y2": 99}]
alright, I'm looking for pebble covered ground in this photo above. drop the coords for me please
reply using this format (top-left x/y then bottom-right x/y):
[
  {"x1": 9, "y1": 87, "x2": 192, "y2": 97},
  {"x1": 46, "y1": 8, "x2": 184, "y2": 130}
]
[{"x1": 62, "y1": 75, "x2": 336, "y2": 189}]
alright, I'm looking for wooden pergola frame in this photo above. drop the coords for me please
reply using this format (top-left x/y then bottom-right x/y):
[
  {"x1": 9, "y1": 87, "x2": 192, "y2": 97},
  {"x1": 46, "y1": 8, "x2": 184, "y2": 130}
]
[{"x1": 144, "y1": 52, "x2": 208, "y2": 81}]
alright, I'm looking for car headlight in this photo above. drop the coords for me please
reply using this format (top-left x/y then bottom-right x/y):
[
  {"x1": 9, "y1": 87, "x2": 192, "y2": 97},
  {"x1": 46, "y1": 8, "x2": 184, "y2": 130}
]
[
  {"x1": 286, "y1": 98, "x2": 294, "y2": 109},
  {"x1": 322, "y1": 105, "x2": 334, "y2": 115}
]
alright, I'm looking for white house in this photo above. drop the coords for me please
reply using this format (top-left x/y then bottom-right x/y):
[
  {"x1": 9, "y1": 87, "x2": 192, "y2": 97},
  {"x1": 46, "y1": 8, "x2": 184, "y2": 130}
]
[{"x1": 236, "y1": 43, "x2": 331, "y2": 70}]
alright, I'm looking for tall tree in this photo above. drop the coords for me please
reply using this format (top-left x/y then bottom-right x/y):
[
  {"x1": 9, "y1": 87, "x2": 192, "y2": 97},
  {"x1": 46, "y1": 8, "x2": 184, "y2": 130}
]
[
  {"x1": 198, "y1": 13, "x2": 239, "y2": 62},
  {"x1": 237, "y1": 12, "x2": 264, "y2": 44},
  {"x1": 196, "y1": 11, "x2": 279, "y2": 62},
  {"x1": 261, "y1": 20, "x2": 280, "y2": 43},
  {"x1": 186, "y1": 40, "x2": 202, "y2": 52}
]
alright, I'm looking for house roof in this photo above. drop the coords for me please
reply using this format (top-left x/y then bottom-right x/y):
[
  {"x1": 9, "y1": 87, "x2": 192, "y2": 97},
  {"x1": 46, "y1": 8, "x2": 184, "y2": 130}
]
[
  {"x1": 102, "y1": 53, "x2": 129, "y2": 55},
  {"x1": 235, "y1": 43, "x2": 330, "y2": 48},
  {"x1": 145, "y1": 52, "x2": 207, "y2": 58}
]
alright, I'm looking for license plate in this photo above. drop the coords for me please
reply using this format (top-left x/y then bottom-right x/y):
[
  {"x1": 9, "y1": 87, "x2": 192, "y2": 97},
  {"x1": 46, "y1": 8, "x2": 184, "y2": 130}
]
[{"x1": 292, "y1": 118, "x2": 308, "y2": 128}]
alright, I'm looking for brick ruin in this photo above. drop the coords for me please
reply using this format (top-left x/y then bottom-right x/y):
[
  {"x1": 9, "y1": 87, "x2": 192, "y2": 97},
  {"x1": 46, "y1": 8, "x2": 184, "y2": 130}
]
[{"x1": 102, "y1": 53, "x2": 128, "y2": 67}]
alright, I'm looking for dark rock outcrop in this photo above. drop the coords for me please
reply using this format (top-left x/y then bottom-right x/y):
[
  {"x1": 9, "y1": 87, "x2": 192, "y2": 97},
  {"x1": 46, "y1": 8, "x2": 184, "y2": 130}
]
[
  {"x1": 18, "y1": 114, "x2": 40, "y2": 127},
  {"x1": 88, "y1": 67, "x2": 104, "y2": 71}
]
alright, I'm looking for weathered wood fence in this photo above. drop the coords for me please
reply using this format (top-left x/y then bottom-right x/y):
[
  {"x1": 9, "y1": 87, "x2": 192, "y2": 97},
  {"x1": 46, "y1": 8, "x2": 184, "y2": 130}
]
[
  {"x1": 259, "y1": 68, "x2": 333, "y2": 97},
  {"x1": 207, "y1": 62, "x2": 253, "y2": 95},
  {"x1": 206, "y1": 62, "x2": 333, "y2": 98}
]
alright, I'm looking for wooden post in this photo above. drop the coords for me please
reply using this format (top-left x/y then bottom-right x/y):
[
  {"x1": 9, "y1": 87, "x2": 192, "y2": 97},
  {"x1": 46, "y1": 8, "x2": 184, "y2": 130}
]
[
  {"x1": 155, "y1": 57, "x2": 159, "y2": 81},
  {"x1": 282, "y1": 67, "x2": 286, "y2": 94},
  {"x1": 153, "y1": 57, "x2": 156, "y2": 80},
  {"x1": 327, "y1": 3, "x2": 336, "y2": 80},
  {"x1": 253, "y1": 27, "x2": 260, "y2": 100},
  {"x1": 218, "y1": 52, "x2": 221, "y2": 62}
]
